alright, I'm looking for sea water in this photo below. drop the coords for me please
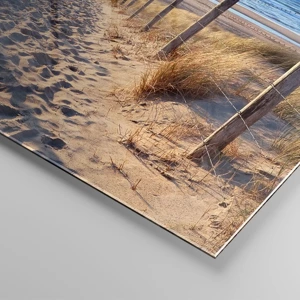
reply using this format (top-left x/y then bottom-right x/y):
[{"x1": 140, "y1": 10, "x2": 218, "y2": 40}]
[{"x1": 240, "y1": 0, "x2": 300, "y2": 34}]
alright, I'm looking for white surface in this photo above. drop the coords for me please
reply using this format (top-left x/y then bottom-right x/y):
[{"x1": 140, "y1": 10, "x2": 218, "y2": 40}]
[{"x1": 0, "y1": 133, "x2": 299, "y2": 300}]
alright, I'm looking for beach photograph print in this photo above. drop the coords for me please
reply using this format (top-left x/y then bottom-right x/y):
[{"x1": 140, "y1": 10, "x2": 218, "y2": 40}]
[{"x1": 0, "y1": 0, "x2": 299, "y2": 257}]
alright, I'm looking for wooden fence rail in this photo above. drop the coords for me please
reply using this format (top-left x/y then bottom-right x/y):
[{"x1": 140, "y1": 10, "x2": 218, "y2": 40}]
[
  {"x1": 129, "y1": 0, "x2": 156, "y2": 19},
  {"x1": 141, "y1": 0, "x2": 185, "y2": 31},
  {"x1": 157, "y1": 0, "x2": 239, "y2": 57},
  {"x1": 126, "y1": 0, "x2": 139, "y2": 7},
  {"x1": 187, "y1": 61, "x2": 300, "y2": 160}
]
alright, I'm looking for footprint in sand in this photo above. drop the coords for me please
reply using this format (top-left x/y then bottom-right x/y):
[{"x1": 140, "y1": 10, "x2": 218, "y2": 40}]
[
  {"x1": 38, "y1": 86, "x2": 55, "y2": 102},
  {"x1": 61, "y1": 100, "x2": 71, "y2": 105},
  {"x1": 82, "y1": 98, "x2": 92, "y2": 104},
  {"x1": 61, "y1": 106, "x2": 83, "y2": 118},
  {"x1": 68, "y1": 65, "x2": 78, "y2": 72},
  {"x1": 82, "y1": 41, "x2": 94, "y2": 46},
  {"x1": 51, "y1": 70, "x2": 61, "y2": 76},
  {"x1": 41, "y1": 135, "x2": 66, "y2": 150},
  {"x1": 0, "y1": 36, "x2": 15, "y2": 46},
  {"x1": 11, "y1": 129, "x2": 40, "y2": 142},
  {"x1": 32, "y1": 52, "x2": 58, "y2": 66},
  {"x1": 22, "y1": 66, "x2": 30, "y2": 73},
  {"x1": 0, "y1": 21, "x2": 15, "y2": 32},
  {"x1": 9, "y1": 32, "x2": 28, "y2": 43},
  {"x1": 19, "y1": 51, "x2": 30, "y2": 57},
  {"x1": 40, "y1": 67, "x2": 52, "y2": 79},
  {"x1": 1, "y1": 125, "x2": 21, "y2": 134},
  {"x1": 96, "y1": 72, "x2": 107, "y2": 77},
  {"x1": 73, "y1": 55, "x2": 90, "y2": 63},
  {"x1": 8, "y1": 85, "x2": 35, "y2": 107},
  {"x1": 52, "y1": 80, "x2": 73, "y2": 89},
  {"x1": 20, "y1": 28, "x2": 43, "y2": 40},
  {"x1": 86, "y1": 121, "x2": 95, "y2": 126},
  {"x1": 65, "y1": 74, "x2": 77, "y2": 82},
  {"x1": 70, "y1": 89, "x2": 85, "y2": 95},
  {"x1": 0, "y1": 104, "x2": 20, "y2": 119},
  {"x1": 86, "y1": 77, "x2": 97, "y2": 82},
  {"x1": 60, "y1": 26, "x2": 73, "y2": 37},
  {"x1": 10, "y1": 55, "x2": 20, "y2": 66},
  {"x1": 33, "y1": 108, "x2": 42, "y2": 115}
]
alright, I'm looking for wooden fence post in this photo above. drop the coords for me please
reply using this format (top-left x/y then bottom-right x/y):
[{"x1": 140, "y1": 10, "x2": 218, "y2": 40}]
[
  {"x1": 126, "y1": 0, "x2": 139, "y2": 7},
  {"x1": 187, "y1": 61, "x2": 300, "y2": 160},
  {"x1": 141, "y1": 0, "x2": 184, "y2": 32},
  {"x1": 128, "y1": 0, "x2": 155, "y2": 19},
  {"x1": 157, "y1": 0, "x2": 239, "y2": 57}
]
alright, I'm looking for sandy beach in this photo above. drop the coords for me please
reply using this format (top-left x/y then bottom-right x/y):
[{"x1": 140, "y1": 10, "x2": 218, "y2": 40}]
[{"x1": 0, "y1": 0, "x2": 299, "y2": 256}]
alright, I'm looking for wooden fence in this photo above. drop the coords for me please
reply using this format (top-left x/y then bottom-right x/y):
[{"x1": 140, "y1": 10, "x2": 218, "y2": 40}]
[
  {"x1": 187, "y1": 62, "x2": 300, "y2": 159},
  {"x1": 157, "y1": 0, "x2": 240, "y2": 57},
  {"x1": 141, "y1": 0, "x2": 184, "y2": 31},
  {"x1": 120, "y1": 0, "x2": 300, "y2": 160}
]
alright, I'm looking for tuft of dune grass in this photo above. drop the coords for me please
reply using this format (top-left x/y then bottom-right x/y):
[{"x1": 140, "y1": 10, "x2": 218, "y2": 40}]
[
  {"x1": 133, "y1": 50, "x2": 258, "y2": 99},
  {"x1": 274, "y1": 88, "x2": 300, "y2": 123},
  {"x1": 273, "y1": 88, "x2": 300, "y2": 167},
  {"x1": 192, "y1": 32, "x2": 300, "y2": 70},
  {"x1": 274, "y1": 126, "x2": 300, "y2": 168}
]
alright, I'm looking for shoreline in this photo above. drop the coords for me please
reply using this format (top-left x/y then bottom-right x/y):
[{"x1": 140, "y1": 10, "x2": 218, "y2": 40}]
[
  {"x1": 208, "y1": 0, "x2": 300, "y2": 46},
  {"x1": 164, "y1": 0, "x2": 300, "y2": 53},
  {"x1": 226, "y1": 1, "x2": 300, "y2": 46}
]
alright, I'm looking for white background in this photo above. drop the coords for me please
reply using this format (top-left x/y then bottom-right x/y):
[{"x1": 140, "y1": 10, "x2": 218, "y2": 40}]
[{"x1": 0, "y1": 133, "x2": 299, "y2": 300}]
